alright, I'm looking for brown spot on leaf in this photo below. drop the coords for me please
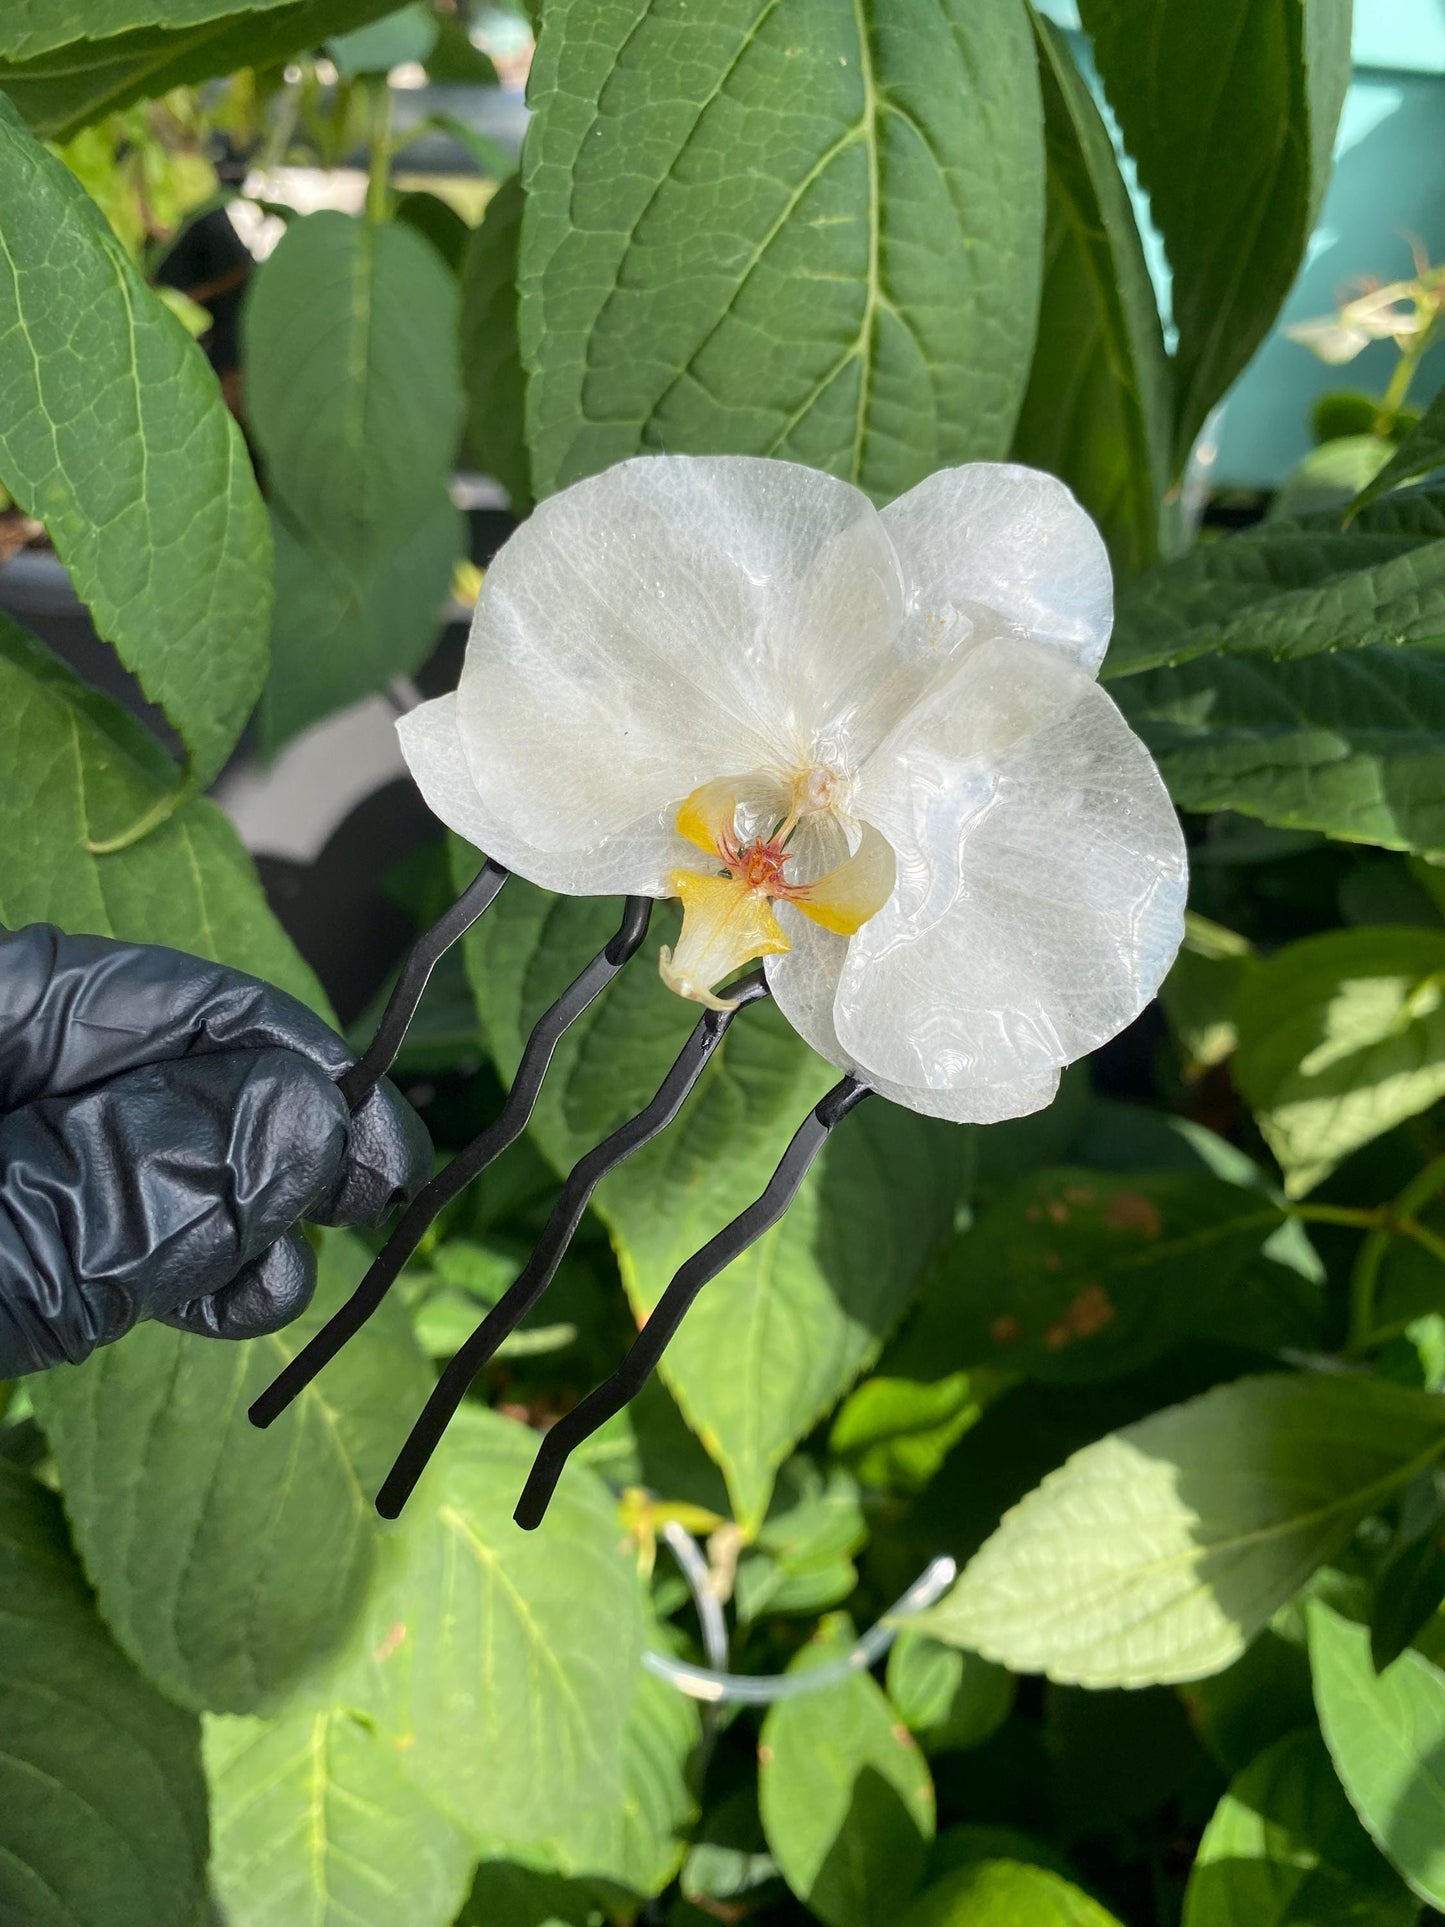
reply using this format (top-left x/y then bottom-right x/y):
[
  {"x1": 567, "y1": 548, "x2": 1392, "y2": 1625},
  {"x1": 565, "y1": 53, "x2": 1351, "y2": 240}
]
[
  {"x1": 374, "y1": 1621, "x2": 408, "y2": 1663},
  {"x1": 1043, "y1": 1321, "x2": 1071, "y2": 1351},
  {"x1": 1107, "y1": 1191, "x2": 1163, "y2": 1237},
  {"x1": 1064, "y1": 1184, "x2": 1096, "y2": 1206},
  {"x1": 990, "y1": 1314, "x2": 1023, "y2": 1346},
  {"x1": 1042, "y1": 1250, "x2": 1063, "y2": 1272},
  {"x1": 1046, "y1": 1200, "x2": 1070, "y2": 1225},
  {"x1": 1067, "y1": 1283, "x2": 1116, "y2": 1338}
]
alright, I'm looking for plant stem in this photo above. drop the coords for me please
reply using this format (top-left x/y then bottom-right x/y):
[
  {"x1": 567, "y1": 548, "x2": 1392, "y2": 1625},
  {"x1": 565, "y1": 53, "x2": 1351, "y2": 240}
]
[
  {"x1": 1347, "y1": 1228, "x2": 1391, "y2": 1357},
  {"x1": 1291, "y1": 1202, "x2": 1380, "y2": 1231},
  {"x1": 365, "y1": 80, "x2": 393, "y2": 223}
]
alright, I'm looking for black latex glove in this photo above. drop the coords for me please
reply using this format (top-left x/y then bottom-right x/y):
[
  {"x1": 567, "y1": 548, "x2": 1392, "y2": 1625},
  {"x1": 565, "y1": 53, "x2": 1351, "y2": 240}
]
[{"x1": 0, "y1": 924, "x2": 431, "y2": 1377}]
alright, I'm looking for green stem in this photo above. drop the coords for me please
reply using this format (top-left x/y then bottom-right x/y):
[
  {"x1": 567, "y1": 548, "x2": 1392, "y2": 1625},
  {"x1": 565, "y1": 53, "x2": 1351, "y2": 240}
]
[
  {"x1": 1395, "y1": 1151, "x2": 1445, "y2": 1224},
  {"x1": 365, "y1": 80, "x2": 393, "y2": 223},
  {"x1": 1400, "y1": 1218, "x2": 1445, "y2": 1269},
  {"x1": 1347, "y1": 1229, "x2": 1391, "y2": 1357},
  {"x1": 1291, "y1": 1202, "x2": 1381, "y2": 1231}
]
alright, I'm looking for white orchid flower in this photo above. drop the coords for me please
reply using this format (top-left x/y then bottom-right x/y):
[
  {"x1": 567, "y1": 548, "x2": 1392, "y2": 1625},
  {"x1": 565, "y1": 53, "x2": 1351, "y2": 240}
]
[{"x1": 399, "y1": 455, "x2": 1187, "y2": 1124}]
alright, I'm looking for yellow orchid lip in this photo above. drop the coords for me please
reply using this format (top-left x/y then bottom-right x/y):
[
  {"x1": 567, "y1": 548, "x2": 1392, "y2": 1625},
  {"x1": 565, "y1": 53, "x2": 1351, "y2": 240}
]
[{"x1": 658, "y1": 773, "x2": 896, "y2": 1009}]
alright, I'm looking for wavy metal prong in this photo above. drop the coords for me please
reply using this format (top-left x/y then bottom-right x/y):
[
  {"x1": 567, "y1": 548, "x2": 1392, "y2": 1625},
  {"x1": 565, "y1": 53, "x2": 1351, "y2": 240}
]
[
  {"x1": 250, "y1": 895, "x2": 655, "y2": 1429},
  {"x1": 338, "y1": 858, "x2": 509, "y2": 1111},
  {"x1": 374, "y1": 970, "x2": 772, "y2": 1518},
  {"x1": 512, "y1": 1074, "x2": 873, "y2": 1530}
]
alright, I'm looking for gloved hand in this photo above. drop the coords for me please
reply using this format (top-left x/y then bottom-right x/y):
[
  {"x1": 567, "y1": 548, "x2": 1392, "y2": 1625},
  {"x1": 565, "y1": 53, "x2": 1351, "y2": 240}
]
[{"x1": 0, "y1": 924, "x2": 431, "y2": 1377}]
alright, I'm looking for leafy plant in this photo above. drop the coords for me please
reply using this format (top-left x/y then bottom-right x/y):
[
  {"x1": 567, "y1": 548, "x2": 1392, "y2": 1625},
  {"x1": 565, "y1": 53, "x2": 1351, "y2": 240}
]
[{"x1": 2, "y1": 2, "x2": 1445, "y2": 1924}]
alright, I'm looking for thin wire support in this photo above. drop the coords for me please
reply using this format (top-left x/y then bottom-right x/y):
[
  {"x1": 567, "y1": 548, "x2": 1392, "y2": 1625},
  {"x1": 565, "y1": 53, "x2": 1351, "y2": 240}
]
[
  {"x1": 338, "y1": 859, "x2": 510, "y2": 1111},
  {"x1": 513, "y1": 1075, "x2": 873, "y2": 1530},
  {"x1": 375, "y1": 971, "x2": 772, "y2": 1519},
  {"x1": 249, "y1": 894, "x2": 655, "y2": 1430}
]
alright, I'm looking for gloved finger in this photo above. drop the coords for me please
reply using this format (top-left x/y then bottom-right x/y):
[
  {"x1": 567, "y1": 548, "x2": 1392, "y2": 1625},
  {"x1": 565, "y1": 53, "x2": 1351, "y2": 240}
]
[
  {"x1": 310, "y1": 1076, "x2": 433, "y2": 1227},
  {"x1": 0, "y1": 1048, "x2": 350, "y2": 1375},
  {"x1": 161, "y1": 1228, "x2": 318, "y2": 1341},
  {"x1": 0, "y1": 923, "x2": 356, "y2": 1106},
  {"x1": 0, "y1": 925, "x2": 433, "y2": 1227}
]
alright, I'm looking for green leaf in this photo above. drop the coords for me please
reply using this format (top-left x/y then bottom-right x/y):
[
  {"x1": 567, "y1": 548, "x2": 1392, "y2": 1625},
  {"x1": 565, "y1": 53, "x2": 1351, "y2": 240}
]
[
  {"x1": 243, "y1": 209, "x2": 464, "y2": 575},
  {"x1": 1354, "y1": 388, "x2": 1445, "y2": 514},
  {"x1": 886, "y1": 1630, "x2": 1014, "y2": 1755},
  {"x1": 261, "y1": 496, "x2": 461, "y2": 752},
  {"x1": 1310, "y1": 1597, "x2": 1445, "y2": 1909},
  {"x1": 520, "y1": 0, "x2": 1044, "y2": 502},
  {"x1": 0, "y1": 95, "x2": 268, "y2": 785},
  {"x1": 1076, "y1": 0, "x2": 1352, "y2": 466},
  {"x1": 1185, "y1": 1725, "x2": 1419, "y2": 1927},
  {"x1": 1371, "y1": 1524, "x2": 1445, "y2": 1673},
  {"x1": 1160, "y1": 914, "x2": 1256, "y2": 1076},
  {"x1": 1183, "y1": 1621, "x2": 1317, "y2": 1777},
  {"x1": 1011, "y1": 16, "x2": 1168, "y2": 576},
  {"x1": 317, "y1": 1402, "x2": 644, "y2": 1846},
  {"x1": 535, "y1": 1662, "x2": 699, "y2": 1899},
  {"x1": 1233, "y1": 926, "x2": 1445, "y2": 1195},
  {"x1": 899, "y1": 1860, "x2": 1124, "y2": 1927},
  {"x1": 1271, "y1": 434, "x2": 1394, "y2": 522},
  {"x1": 931, "y1": 1166, "x2": 1287, "y2": 1385},
  {"x1": 759, "y1": 1618, "x2": 935, "y2": 1927},
  {"x1": 0, "y1": 0, "x2": 302, "y2": 62},
  {"x1": 460, "y1": 874, "x2": 964, "y2": 1529},
  {"x1": 31, "y1": 1232, "x2": 431, "y2": 1713},
  {"x1": 0, "y1": 0, "x2": 400, "y2": 138},
  {"x1": 1106, "y1": 490, "x2": 1445, "y2": 856},
  {"x1": 458, "y1": 1863, "x2": 605, "y2": 1927},
  {"x1": 205, "y1": 1708, "x2": 476, "y2": 1927},
  {"x1": 1105, "y1": 488, "x2": 1445, "y2": 683},
  {"x1": 0, "y1": 1464, "x2": 209, "y2": 1927},
  {"x1": 1117, "y1": 642, "x2": 1445, "y2": 859},
  {"x1": 327, "y1": 0, "x2": 436, "y2": 74},
  {"x1": 0, "y1": 615, "x2": 324, "y2": 1010},
  {"x1": 459, "y1": 173, "x2": 531, "y2": 513},
  {"x1": 915, "y1": 1373, "x2": 1445, "y2": 1688},
  {"x1": 828, "y1": 1367, "x2": 998, "y2": 1497}
]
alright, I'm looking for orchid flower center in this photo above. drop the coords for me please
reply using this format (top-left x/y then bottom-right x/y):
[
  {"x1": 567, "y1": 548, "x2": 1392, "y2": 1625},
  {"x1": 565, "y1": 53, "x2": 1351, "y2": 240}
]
[{"x1": 657, "y1": 769, "x2": 897, "y2": 1011}]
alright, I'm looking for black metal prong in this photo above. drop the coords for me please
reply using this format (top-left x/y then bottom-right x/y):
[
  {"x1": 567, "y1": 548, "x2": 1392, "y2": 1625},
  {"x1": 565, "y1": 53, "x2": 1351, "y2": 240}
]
[
  {"x1": 374, "y1": 971, "x2": 772, "y2": 1518},
  {"x1": 338, "y1": 859, "x2": 509, "y2": 1112},
  {"x1": 512, "y1": 1074, "x2": 873, "y2": 1531},
  {"x1": 249, "y1": 895, "x2": 655, "y2": 1429}
]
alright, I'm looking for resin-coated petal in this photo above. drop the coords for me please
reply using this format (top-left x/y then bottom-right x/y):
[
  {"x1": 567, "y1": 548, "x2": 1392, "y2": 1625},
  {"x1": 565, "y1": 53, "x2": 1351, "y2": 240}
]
[
  {"x1": 882, "y1": 464, "x2": 1113, "y2": 678},
  {"x1": 841, "y1": 636, "x2": 1186, "y2": 1095},
  {"x1": 660, "y1": 870, "x2": 790, "y2": 1009},
  {"x1": 766, "y1": 907, "x2": 1063, "y2": 1124},
  {"x1": 792, "y1": 820, "x2": 896, "y2": 937},
  {"x1": 454, "y1": 455, "x2": 905, "y2": 857},
  {"x1": 397, "y1": 694, "x2": 692, "y2": 895}
]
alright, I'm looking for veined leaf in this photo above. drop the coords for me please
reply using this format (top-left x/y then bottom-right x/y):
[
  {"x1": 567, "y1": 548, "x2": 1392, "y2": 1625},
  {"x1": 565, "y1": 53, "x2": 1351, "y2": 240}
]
[
  {"x1": 261, "y1": 496, "x2": 462, "y2": 753},
  {"x1": 1104, "y1": 487, "x2": 1445, "y2": 683},
  {"x1": 1233, "y1": 926, "x2": 1445, "y2": 1195},
  {"x1": 759, "y1": 1618, "x2": 935, "y2": 1927},
  {"x1": 31, "y1": 1233, "x2": 431, "y2": 1713},
  {"x1": 205, "y1": 1708, "x2": 476, "y2": 1927},
  {"x1": 0, "y1": 0, "x2": 301, "y2": 62},
  {"x1": 1077, "y1": 0, "x2": 1352, "y2": 465},
  {"x1": 1354, "y1": 387, "x2": 1445, "y2": 513},
  {"x1": 460, "y1": 872, "x2": 964, "y2": 1530},
  {"x1": 0, "y1": 96, "x2": 268, "y2": 784},
  {"x1": 1183, "y1": 1726, "x2": 1417, "y2": 1927},
  {"x1": 1121, "y1": 642, "x2": 1445, "y2": 859},
  {"x1": 460, "y1": 173, "x2": 531, "y2": 514},
  {"x1": 1012, "y1": 15, "x2": 1168, "y2": 576},
  {"x1": 0, "y1": 0, "x2": 399, "y2": 138},
  {"x1": 1310, "y1": 1598, "x2": 1445, "y2": 1910},
  {"x1": 243, "y1": 209, "x2": 464, "y2": 575},
  {"x1": 521, "y1": 0, "x2": 1044, "y2": 502},
  {"x1": 915, "y1": 1373, "x2": 1445, "y2": 1688},
  {"x1": 932, "y1": 1165, "x2": 1287, "y2": 1385},
  {"x1": 0, "y1": 1464, "x2": 209, "y2": 1927},
  {"x1": 0, "y1": 615, "x2": 323, "y2": 1010},
  {"x1": 318, "y1": 1402, "x2": 645, "y2": 1846}
]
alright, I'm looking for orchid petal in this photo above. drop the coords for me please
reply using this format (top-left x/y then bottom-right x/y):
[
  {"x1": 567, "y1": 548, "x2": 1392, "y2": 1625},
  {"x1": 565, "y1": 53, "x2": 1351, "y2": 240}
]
[
  {"x1": 881, "y1": 463, "x2": 1113, "y2": 679},
  {"x1": 791, "y1": 820, "x2": 896, "y2": 938},
  {"x1": 451, "y1": 456, "x2": 906, "y2": 890},
  {"x1": 842, "y1": 635, "x2": 1186, "y2": 1094},
  {"x1": 676, "y1": 771, "x2": 792, "y2": 860},
  {"x1": 397, "y1": 694, "x2": 693, "y2": 894},
  {"x1": 767, "y1": 906, "x2": 1062, "y2": 1124},
  {"x1": 659, "y1": 869, "x2": 791, "y2": 1008}
]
